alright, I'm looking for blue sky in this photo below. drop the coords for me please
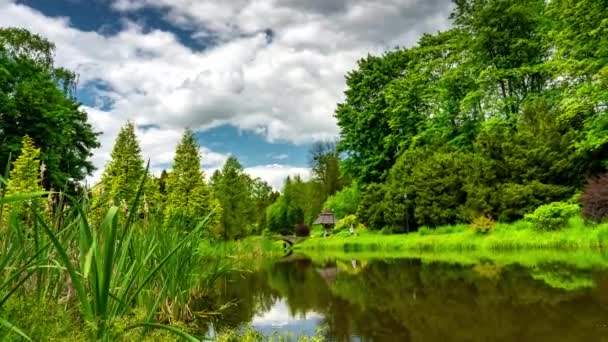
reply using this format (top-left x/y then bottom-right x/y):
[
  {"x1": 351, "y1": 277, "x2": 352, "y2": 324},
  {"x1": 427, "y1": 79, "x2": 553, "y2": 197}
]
[{"x1": 3, "y1": 0, "x2": 452, "y2": 188}]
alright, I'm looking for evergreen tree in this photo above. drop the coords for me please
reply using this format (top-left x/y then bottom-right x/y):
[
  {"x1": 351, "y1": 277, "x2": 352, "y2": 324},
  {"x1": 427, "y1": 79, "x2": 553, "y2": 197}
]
[
  {"x1": 97, "y1": 122, "x2": 145, "y2": 208},
  {"x1": 2, "y1": 135, "x2": 45, "y2": 227},
  {"x1": 164, "y1": 129, "x2": 221, "y2": 230}
]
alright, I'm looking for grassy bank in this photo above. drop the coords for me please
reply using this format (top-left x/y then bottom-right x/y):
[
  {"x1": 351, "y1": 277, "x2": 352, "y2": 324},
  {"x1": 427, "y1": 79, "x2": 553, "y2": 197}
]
[{"x1": 297, "y1": 216, "x2": 608, "y2": 254}]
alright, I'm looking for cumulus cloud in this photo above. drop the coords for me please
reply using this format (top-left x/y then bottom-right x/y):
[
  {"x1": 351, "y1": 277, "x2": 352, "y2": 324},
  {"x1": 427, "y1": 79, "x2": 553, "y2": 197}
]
[
  {"x1": 0, "y1": 0, "x2": 452, "y2": 185},
  {"x1": 245, "y1": 164, "x2": 311, "y2": 190}
]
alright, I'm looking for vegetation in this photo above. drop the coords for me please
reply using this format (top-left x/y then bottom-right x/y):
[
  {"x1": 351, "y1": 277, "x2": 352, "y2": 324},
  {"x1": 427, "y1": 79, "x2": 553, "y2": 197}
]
[
  {"x1": 580, "y1": 173, "x2": 608, "y2": 223},
  {"x1": 335, "y1": 0, "x2": 607, "y2": 231},
  {"x1": 297, "y1": 216, "x2": 608, "y2": 252},
  {"x1": 1, "y1": 0, "x2": 607, "y2": 339},
  {"x1": 0, "y1": 28, "x2": 99, "y2": 193}
]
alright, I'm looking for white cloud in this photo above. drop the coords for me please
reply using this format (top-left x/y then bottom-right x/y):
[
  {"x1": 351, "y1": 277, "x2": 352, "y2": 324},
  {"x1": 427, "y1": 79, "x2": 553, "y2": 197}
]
[
  {"x1": 245, "y1": 164, "x2": 311, "y2": 190},
  {"x1": 0, "y1": 0, "x2": 452, "y2": 186}
]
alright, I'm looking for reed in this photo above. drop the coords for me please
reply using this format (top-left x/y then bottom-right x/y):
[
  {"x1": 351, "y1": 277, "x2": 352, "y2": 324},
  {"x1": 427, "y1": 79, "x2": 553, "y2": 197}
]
[{"x1": 0, "y1": 168, "x2": 214, "y2": 341}]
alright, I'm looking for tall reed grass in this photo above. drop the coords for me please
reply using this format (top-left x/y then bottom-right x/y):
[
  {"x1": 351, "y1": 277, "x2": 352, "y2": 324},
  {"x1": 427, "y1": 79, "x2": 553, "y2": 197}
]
[{"x1": 0, "y1": 167, "x2": 220, "y2": 341}]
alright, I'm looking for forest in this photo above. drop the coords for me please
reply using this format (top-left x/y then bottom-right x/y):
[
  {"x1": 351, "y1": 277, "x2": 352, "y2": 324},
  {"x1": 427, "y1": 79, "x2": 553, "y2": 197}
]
[{"x1": 0, "y1": 0, "x2": 607, "y2": 340}]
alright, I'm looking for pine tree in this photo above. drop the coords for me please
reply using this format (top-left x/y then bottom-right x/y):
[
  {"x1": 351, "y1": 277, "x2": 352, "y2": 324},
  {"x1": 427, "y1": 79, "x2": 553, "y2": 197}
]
[
  {"x1": 164, "y1": 129, "x2": 221, "y2": 230},
  {"x1": 2, "y1": 135, "x2": 45, "y2": 227},
  {"x1": 97, "y1": 122, "x2": 145, "y2": 208}
]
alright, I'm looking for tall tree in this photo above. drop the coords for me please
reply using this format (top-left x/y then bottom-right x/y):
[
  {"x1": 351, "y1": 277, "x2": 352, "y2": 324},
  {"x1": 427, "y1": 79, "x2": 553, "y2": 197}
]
[
  {"x1": 97, "y1": 122, "x2": 146, "y2": 207},
  {"x1": 335, "y1": 50, "x2": 412, "y2": 184},
  {"x1": 212, "y1": 156, "x2": 254, "y2": 239},
  {"x1": 250, "y1": 177, "x2": 278, "y2": 233},
  {"x1": 164, "y1": 129, "x2": 221, "y2": 230},
  {"x1": 0, "y1": 28, "x2": 99, "y2": 192}
]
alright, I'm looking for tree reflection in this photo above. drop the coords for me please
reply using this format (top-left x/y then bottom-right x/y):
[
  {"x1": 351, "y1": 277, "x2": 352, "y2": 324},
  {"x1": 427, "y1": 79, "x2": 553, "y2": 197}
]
[{"x1": 196, "y1": 256, "x2": 608, "y2": 341}]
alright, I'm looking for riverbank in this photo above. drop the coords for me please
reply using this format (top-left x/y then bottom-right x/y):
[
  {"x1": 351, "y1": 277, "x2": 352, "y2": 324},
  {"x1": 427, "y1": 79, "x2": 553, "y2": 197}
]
[{"x1": 297, "y1": 216, "x2": 608, "y2": 253}]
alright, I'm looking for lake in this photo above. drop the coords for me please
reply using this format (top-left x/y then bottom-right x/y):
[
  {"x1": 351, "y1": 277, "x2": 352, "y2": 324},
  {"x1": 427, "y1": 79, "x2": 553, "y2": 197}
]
[{"x1": 202, "y1": 253, "x2": 608, "y2": 341}]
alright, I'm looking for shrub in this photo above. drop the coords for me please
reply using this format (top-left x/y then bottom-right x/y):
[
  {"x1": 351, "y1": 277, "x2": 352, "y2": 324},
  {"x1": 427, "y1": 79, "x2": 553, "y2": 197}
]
[
  {"x1": 470, "y1": 215, "x2": 496, "y2": 234},
  {"x1": 324, "y1": 184, "x2": 361, "y2": 219},
  {"x1": 417, "y1": 227, "x2": 432, "y2": 235},
  {"x1": 294, "y1": 223, "x2": 310, "y2": 237},
  {"x1": 525, "y1": 202, "x2": 580, "y2": 231},
  {"x1": 335, "y1": 214, "x2": 358, "y2": 231},
  {"x1": 580, "y1": 174, "x2": 608, "y2": 223}
]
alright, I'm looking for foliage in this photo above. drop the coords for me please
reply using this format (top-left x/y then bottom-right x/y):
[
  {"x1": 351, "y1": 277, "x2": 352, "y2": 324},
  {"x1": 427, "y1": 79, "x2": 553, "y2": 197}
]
[
  {"x1": 1, "y1": 135, "x2": 45, "y2": 227},
  {"x1": 334, "y1": 0, "x2": 605, "y2": 229},
  {"x1": 250, "y1": 177, "x2": 279, "y2": 234},
  {"x1": 266, "y1": 176, "x2": 316, "y2": 235},
  {"x1": 580, "y1": 174, "x2": 608, "y2": 223},
  {"x1": 0, "y1": 175, "x2": 215, "y2": 341},
  {"x1": 97, "y1": 122, "x2": 146, "y2": 207},
  {"x1": 298, "y1": 215, "x2": 608, "y2": 253},
  {"x1": 334, "y1": 214, "x2": 359, "y2": 232},
  {"x1": 295, "y1": 223, "x2": 310, "y2": 237},
  {"x1": 164, "y1": 129, "x2": 220, "y2": 231},
  {"x1": 470, "y1": 215, "x2": 496, "y2": 234},
  {"x1": 356, "y1": 183, "x2": 387, "y2": 230},
  {"x1": 212, "y1": 157, "x2": 255, "y2": 239},
  {"x1": 525, "y1": 202, "x2": 581, "y2": 231},
  {"x1": 0, "y1": 28, "x2": 99, "y2": 192},
  {"x1": 324, "y1": 183, "x2": 360, "y2": 220}
]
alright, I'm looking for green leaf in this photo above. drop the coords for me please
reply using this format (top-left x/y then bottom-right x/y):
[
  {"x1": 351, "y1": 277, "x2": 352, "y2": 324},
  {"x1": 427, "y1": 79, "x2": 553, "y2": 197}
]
[
  {"x1": 0, "y1": 192, "x2": 49, "y2": 205},
  {"x1": 0, "y1": 317, "x2": 32, "y2": 341}
]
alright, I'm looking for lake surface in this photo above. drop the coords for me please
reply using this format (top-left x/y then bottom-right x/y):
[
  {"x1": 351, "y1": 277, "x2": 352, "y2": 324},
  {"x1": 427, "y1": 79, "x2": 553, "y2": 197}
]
[{"x1": 204, "y1": 254, "x2": 608, "y2": 341}]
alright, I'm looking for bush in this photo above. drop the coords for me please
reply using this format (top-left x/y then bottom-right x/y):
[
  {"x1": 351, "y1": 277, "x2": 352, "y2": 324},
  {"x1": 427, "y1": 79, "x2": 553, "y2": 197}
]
[
  {"x1": 580, "y1": 174, "x2": 608, "y2": 223},
  {"x1": 470, "y1": 215, "x2": 496, "y2": 234},
  {"x1": 335, "y1": 214, "x2": 358, "y2": 231},
  {"x1": 324, "y1": 184, "x2": 361, "y2": 219},
  {"x1": 525, "y1": 202, "x2": 580, "y2": 231},
  {"x1": 294, "y1": 223, "x2": 310, "y2": 237},
  {"x1": 418, "y1": 227, "x2": 432, "y2": 235}
]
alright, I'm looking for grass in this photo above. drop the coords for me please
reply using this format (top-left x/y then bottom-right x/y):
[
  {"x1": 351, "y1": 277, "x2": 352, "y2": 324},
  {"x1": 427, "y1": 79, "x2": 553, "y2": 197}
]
[
  {"x1": 0, "y1": 168, "x2": 226, "y2": 341},
  {"x1": 297, "y1": 216, "x2": 608, "y2": 255}
]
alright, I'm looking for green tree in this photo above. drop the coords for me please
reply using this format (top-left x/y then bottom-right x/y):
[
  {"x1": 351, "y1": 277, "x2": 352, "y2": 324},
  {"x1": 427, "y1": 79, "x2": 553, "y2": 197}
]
[
  {"x1": 212, "y1": 156, "x2": 254, "y2": 239},
  {"x1": 250, "y1": 177, "x2": 278, "y2": 233},
  {"x1": 0, "y1": 28, "x2": 99, "y2": 192},
  {"x1": 1, "y1": 135, "x2": 45, "y2": 228},
  {"x1": 335, "y1": 50, "x2": 412, "y2": 184},
  {"x1": 164, "y1": 129, "x2": 220, "y2": 230},
  {"x1": 97, "y1": 122, "x2": 146, "y2": 208},
  {"x1": 324, "y1": 183, "x2": 361, "y2": 220}
]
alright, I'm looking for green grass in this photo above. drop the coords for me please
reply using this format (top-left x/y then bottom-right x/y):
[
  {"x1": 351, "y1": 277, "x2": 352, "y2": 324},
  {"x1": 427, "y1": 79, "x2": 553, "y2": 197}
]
[
  {"x1": 0, "y1": 169, "x2": 223, "y2": 341},
  {"x1": 297, "y1": 216, "x2": 608, "y2": 255}
]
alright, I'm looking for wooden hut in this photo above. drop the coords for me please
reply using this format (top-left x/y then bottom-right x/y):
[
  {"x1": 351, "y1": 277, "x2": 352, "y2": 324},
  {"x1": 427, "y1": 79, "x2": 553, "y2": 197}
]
[{"x1": 313, "y1": 210, "x2": 337, "y2": 237}]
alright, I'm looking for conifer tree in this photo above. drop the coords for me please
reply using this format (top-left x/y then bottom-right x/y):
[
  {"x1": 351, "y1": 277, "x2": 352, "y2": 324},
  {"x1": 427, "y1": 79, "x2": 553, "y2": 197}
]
[
  {"x1": 2, "y1": 135, "x2": 45, "y2": 227},
  {"x1": 164, "y1": 129, "x2": 221, "y2": 230},
  {"x1": 97, "y1": 122, "x2": 146, "y2": 208}
]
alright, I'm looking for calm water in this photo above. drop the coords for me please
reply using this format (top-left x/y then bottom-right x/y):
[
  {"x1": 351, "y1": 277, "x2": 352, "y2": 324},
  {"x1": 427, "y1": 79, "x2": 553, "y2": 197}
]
[{"x1": 203, "y1": 255, "x2": 608, "y2": 341}]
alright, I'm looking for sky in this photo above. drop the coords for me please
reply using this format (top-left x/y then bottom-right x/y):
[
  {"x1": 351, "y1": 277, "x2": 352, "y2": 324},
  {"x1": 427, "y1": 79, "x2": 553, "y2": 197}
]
[{"x1": 1, "y1": 0, "x2": 453, "y2": 189}]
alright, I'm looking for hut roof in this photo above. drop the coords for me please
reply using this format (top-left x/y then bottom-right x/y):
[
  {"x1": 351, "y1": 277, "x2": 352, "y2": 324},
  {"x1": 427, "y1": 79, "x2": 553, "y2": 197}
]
[{"x1": 313, "y1": 210, "x2": 337, "y2": 225}]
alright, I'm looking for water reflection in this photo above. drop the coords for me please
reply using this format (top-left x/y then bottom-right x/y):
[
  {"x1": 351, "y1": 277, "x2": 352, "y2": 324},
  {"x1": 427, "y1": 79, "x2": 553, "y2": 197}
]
[{"x1": 198, "y1": 255, "x2": 608, "y2": 341}]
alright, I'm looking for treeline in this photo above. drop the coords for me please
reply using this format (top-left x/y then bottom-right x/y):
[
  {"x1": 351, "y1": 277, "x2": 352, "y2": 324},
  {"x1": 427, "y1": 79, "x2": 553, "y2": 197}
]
[
  {"x1": 95, "y1": 122, "x2": 282, "y2": 239},
  {"x1": 0, "y1": 28, "x2": 280, "y2": 239},
  {"x1": 265, "y1": 141, "x2": 346, "y2": 235},
  {"x1": 330, "y1": 0, "x2": 607, "y2": 231}
]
